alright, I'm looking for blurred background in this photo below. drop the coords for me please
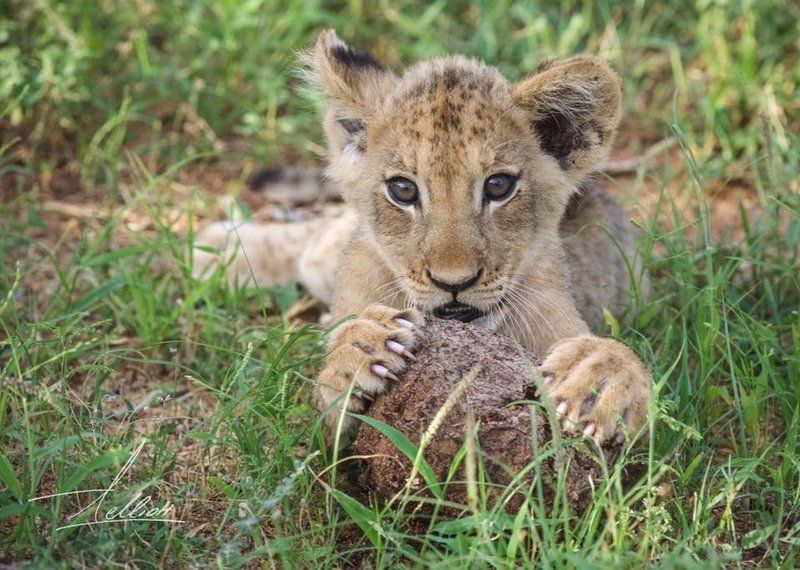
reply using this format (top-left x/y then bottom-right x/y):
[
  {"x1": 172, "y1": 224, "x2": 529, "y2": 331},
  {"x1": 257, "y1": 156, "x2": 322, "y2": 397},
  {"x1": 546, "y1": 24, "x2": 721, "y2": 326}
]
[{"x1": 2, "y1": 0, "x2": 797, "y2": 197}]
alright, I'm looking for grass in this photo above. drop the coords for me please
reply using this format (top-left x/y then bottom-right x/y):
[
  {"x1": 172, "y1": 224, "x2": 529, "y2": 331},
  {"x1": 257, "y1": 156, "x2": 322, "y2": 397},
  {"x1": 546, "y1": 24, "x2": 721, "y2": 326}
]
[{"x1": 1, "y1": 0, "x2": 799, "y2": 567}]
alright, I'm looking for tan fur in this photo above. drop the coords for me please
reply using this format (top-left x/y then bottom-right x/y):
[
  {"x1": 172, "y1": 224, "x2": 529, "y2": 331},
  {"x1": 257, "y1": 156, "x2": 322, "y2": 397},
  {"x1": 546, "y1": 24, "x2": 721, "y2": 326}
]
[{"x1": 195, "y1": 30, "x2": 652, "y2": 444}]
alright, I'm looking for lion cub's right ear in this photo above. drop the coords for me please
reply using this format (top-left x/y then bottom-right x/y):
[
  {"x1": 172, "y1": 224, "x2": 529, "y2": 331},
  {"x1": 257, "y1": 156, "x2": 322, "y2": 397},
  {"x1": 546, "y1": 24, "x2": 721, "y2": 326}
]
[
  {"x1": 311, "y1": 30, "x2": 397, "y2": 162},
  {"x1": 513, "y1": 56, "x2": 622, "y2": 183}
]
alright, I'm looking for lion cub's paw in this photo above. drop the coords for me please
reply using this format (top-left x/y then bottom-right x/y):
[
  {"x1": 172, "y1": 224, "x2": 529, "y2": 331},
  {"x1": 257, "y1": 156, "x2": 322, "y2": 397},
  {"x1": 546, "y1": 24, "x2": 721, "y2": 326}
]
[
  {"x1": 539, "y1": 335, "x2": 651, "y2": 444},
  {"x1": 315, "y1": 305, "x2": 425, "y2": 435}
]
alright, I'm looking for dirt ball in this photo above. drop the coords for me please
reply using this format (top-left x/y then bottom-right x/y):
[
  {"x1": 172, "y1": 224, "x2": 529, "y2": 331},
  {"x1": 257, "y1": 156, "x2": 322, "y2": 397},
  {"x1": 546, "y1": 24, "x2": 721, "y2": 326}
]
[{"x1": 352, "y1": 319, "x2": 638, "y2": 514}]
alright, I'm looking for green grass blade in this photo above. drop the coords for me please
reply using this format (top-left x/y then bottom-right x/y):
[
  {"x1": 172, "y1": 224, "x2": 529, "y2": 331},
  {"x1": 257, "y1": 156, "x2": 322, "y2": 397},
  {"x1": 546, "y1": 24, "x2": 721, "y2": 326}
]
[
  {"x1": 351, "y1": 412, "x2": 443, "y2": 500},
  {"x1": 0, "y1": 451, "x2": 23, "y2": 501}
]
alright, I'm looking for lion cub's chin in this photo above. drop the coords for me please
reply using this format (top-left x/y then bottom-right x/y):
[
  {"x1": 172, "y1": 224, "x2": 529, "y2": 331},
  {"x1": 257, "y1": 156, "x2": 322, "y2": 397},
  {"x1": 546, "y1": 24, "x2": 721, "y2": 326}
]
[
  {"x1": 433, "y1": 311, "x2": 503, "y2": 332},
  {"x1": 471, "y1": 312, "x2": 504, "y2": 332}
]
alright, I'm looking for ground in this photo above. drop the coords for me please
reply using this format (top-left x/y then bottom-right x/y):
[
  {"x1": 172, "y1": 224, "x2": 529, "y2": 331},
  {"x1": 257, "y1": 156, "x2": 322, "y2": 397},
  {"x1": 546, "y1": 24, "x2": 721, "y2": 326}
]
[{"x1": 1, "y1": 1, "x2": 799, "y2": 567}]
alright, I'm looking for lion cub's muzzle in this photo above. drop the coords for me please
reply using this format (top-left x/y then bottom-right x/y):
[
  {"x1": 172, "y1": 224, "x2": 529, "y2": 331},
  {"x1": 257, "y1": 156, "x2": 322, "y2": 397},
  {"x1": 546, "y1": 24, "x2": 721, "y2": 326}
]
[
  {"x1": 432, "y1": 295, "x2": 509, "y2": 323},
  {"x1": 433, "y1": 301, "x2": 486, "y2": 322},
  {"x1": 426, "y1": 267, "x2": 484, "y2": 294}
]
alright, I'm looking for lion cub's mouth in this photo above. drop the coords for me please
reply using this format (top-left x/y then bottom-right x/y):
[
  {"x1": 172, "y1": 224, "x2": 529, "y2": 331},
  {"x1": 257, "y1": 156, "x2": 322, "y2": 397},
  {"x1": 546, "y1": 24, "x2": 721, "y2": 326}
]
[{"x1": 432, "y1": 301, "x2": 487, "y2": 323}]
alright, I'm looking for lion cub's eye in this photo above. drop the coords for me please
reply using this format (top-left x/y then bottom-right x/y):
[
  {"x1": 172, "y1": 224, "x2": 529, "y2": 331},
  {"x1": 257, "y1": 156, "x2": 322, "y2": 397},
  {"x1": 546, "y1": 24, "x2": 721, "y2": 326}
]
[
  {"x1": 483, "y1": 173, "x2": 518, "y2": 202},
  {"x1": 386, "y1": 177, "x2": 419, "y2": 206}
]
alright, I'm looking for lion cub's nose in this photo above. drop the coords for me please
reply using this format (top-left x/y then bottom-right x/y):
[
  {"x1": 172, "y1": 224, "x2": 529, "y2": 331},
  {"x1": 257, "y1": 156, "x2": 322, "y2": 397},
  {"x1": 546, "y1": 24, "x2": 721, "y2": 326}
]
[{"x1": 426, "y1": 267, "x2": 484, "y2": 294}]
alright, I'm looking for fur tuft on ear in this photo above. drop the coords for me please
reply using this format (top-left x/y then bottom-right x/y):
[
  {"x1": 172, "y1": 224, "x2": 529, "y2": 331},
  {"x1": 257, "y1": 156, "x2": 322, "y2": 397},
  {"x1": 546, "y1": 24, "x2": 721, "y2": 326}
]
[
  {"x1": 306, "y1": 30, "x2": 397, "y2": 169},
  {"x1": 513, "y1": 56, "x2": 622, "y2": 180},
  {"x1": 312, "y1": 30, "x2": 394, "y2": 109}
]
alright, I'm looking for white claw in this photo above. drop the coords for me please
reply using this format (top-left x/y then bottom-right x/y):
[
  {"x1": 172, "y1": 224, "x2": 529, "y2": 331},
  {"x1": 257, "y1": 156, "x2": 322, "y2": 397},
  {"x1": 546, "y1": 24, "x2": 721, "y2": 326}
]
[
  {"x1": 386, "y1": 339, "x2": 416, "y2": 360},
  {"x1": 615, "y1": 434, "x2": 625, "y2": 444},
  {"x1": 371, "y1": 363, "x2": 399, "y2": 382},
  {"x1": 394, "y1": 317, "x2": 416, "y2": 330},
  {"x1": 583, "y1": 423, "x2": 596, "y2": 436},
  {"x1": 541, "y1": 372, "x2": 553, "y2": 386},
  {"x1": 556, "y1": 401, "x2": 569, "y2": 416}
]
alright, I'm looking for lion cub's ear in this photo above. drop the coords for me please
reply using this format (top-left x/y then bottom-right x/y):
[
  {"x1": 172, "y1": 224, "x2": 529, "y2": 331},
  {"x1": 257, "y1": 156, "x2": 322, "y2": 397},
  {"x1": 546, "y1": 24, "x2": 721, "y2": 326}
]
[
  {"x1": 312, "y1": 30, "x2": 396, "y2": 161},
  {"x1": 513, "y1": 56, "x2": 622, "y2": 181}
]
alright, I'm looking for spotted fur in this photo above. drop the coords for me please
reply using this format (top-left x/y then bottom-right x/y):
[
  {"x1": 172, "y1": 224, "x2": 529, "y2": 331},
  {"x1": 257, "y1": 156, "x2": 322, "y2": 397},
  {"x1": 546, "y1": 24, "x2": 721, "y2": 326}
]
[{"x1": 195, "y1": 30, "x2": 653, "y2": 444}]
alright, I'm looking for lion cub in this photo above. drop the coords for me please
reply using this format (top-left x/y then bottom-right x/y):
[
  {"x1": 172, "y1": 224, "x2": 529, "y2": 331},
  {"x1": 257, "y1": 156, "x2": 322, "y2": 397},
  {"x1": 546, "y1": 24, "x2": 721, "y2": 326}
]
[{"x1": 196, "y1": 30, "x2": 652, "y2": 443}]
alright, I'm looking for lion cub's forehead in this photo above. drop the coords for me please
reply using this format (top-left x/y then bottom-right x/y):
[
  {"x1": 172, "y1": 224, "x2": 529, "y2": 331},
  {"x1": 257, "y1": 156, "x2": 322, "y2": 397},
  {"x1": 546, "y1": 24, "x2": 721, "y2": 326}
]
[{"x1": 377, "y1": 57, "x2": 529, "y2": 173}]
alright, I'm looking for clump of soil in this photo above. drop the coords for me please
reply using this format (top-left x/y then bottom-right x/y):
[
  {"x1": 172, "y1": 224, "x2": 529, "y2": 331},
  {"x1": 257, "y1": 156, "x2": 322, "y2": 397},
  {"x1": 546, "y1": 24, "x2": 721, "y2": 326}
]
[{"x1": 353, "y1": 319, "x2": 639, "y2": 514}]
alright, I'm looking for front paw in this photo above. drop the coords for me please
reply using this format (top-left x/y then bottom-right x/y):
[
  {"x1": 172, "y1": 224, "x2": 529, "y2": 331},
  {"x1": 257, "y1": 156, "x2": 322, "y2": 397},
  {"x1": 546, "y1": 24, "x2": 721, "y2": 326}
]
[
  {"x1": 315, "y1": 305, "x2": 425, "y2": 435},
  {"x1": 539, "y1": 335, "x2": 651, "y2": 443}
]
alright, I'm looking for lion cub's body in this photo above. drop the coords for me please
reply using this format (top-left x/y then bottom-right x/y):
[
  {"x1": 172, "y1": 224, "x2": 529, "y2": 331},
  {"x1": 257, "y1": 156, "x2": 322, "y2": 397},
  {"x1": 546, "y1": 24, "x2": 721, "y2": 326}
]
[{"x1": 196, "y1": 31, "x2": 652, "y2": 443}]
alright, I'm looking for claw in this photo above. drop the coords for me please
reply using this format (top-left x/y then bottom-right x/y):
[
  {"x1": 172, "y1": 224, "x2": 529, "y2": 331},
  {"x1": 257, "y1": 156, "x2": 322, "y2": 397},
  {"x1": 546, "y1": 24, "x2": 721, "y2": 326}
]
[
  {"x1": 353, "y1": 388, "x2": 374, "y2": 403},
  {"x1": 583, "y1": 423, "x2": 596, "y2": 437},
  {"x1": 386, "y1": 339, "x2": 416, "y2": 360},
  {"x1": 556, "y1": 401, "x2": 568, "y2": 416},
  {"x1": 371, "y1": 363, "x2": 399, "y2": 382},
  {"x1": 394, "y1": 317, "x2": 416, "y2": 330},
  {"x1": 541, "y1": 371, "x2": 553, "y2": 386}
]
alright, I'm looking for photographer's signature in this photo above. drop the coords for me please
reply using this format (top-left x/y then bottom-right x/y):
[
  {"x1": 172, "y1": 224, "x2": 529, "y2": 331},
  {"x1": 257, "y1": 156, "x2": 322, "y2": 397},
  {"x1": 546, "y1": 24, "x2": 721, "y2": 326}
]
[{"x1": 30, "y1": 439, "x2": 184, "y2": 531}]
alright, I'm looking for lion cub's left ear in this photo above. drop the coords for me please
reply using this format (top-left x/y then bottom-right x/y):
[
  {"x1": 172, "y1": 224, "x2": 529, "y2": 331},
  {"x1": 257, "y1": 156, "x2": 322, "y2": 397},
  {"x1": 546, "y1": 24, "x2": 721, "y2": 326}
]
[
  {"x1": 513, "y1": 56, "x2": 622, "y2": 181},
  {"x1": 311, "y1": 30, "x2": 397, "y2": 163}
]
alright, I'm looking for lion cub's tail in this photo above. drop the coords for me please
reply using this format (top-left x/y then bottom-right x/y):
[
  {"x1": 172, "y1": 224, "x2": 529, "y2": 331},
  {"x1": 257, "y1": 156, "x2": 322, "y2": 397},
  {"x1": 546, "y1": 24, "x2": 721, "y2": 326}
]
[{"x1": 246, "y1": 166, "x2": 339, "y2": 206}]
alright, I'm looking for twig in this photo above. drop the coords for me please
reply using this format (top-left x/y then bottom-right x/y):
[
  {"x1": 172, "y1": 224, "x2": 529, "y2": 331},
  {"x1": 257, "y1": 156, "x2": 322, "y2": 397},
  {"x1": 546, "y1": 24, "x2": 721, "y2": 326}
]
[{"x1": 602, "y1": 137, "x2": 677, "y2": 174}]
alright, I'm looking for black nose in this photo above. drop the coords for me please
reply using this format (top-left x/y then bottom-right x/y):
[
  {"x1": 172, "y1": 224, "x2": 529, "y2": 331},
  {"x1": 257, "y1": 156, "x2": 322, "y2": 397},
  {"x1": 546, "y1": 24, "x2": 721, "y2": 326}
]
[{"x1": 426, "y1": 267, "x2": 484, "y2": 293}]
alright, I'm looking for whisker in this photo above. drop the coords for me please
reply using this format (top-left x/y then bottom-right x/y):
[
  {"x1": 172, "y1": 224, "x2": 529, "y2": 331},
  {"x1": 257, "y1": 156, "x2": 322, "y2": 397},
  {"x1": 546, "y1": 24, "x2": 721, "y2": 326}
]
[{"x1": 504, "y1": 284, "x2": 558, "y2": 342}]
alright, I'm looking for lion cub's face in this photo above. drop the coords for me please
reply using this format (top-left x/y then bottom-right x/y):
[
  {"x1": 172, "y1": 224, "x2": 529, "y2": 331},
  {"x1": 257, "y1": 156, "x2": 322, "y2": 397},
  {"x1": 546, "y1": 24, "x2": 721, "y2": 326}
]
[
  {"x1": 362, "y1": 74, "x2": 563, "y2": 321},
  {"x1": 313, "y1": 31, "x2": 621, "y2": 322}
]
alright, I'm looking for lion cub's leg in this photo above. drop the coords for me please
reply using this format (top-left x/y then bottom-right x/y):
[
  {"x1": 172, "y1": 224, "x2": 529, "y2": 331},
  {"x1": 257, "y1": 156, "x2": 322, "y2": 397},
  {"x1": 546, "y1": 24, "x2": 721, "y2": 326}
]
[
  {"x1": 559, "y1": 183, "x2": 641, "y2": 331},
  {"x1": 539, "y1": 335, "x2": 652, "y2": 443},
  {"x1": 194, "y1": 221, "x2": 315, "y2": 288},
  {"x1": 505, "y1": 284, "x2": 652, "y2": 444},
  {"x1": 194, "y1": 209, "x2": 356, "y2": 305},
  {"x1": 314, "y1": 304, "x2": 425, "y2": 436}
]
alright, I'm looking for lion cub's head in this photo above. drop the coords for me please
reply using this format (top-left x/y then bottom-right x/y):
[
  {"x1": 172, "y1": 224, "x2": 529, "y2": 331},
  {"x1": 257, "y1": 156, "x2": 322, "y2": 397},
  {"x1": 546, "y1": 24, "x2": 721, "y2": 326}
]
[{"x1": 311, "y1": 30, "x2": 621, "y2": 322}]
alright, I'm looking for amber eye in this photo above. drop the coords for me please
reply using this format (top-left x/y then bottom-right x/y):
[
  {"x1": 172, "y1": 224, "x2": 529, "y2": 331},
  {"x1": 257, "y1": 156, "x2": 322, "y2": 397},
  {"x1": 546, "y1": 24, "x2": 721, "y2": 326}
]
[
  {"x1": 386, "y1": 177, "x2": 419, "y2": 205},
  {"x1": 483, "y1": 173, "x2": 518, "y2": 202}
]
